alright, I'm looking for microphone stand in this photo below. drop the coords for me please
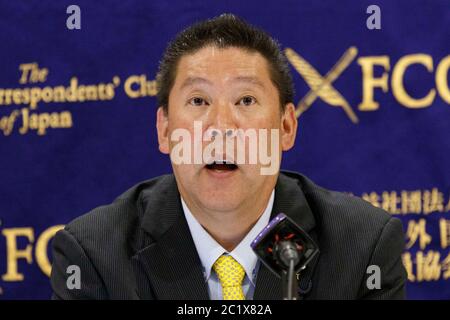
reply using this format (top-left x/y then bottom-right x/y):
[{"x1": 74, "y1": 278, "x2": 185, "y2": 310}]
[{"x1": 282, "y1": 259, "x2": 298, "y2": 300}]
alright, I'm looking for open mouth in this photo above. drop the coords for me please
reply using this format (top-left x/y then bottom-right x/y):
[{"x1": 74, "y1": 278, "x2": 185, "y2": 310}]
[{"x1": 205, "y1": 160, "x2": 238, "y2": 171}]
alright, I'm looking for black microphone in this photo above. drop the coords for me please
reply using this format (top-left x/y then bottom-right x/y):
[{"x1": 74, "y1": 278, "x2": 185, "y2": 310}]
[{"x1": 251, "y1": 213, "x2": 319, "y2": 300}]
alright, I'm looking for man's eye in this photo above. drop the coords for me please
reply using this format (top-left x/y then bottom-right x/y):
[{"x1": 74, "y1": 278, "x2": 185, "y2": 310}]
[
  {"x1": 188, "y1": 97, "x2": 208, "y2": 106},
  {"x1": 237, "y1": 96, "x2": 257, "y2": 106}
]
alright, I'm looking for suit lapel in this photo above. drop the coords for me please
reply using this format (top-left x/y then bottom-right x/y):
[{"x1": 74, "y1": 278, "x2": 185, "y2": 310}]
[
  {"x1": 132, "y1": 175, "x2": 209, "y2": 300},
  {"x1": 254, "y1": 172, "x2": 320, "y2": 300}
]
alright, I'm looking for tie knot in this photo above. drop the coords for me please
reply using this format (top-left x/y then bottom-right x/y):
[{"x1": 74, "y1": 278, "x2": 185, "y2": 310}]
[{"x1": 213, "y1": 255, "x2": 246, "y2": 288}]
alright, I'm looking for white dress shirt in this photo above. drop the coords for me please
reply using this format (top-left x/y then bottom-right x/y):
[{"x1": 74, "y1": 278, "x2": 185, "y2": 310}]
[{"x1": 181, "y1": 190, "x2": 275, "y2": 300}]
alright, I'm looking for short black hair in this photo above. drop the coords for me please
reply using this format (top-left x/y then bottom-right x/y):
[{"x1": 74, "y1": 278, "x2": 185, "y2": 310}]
[{"x1": 156, "y1": 13, "x2": 295, "y2": 114}]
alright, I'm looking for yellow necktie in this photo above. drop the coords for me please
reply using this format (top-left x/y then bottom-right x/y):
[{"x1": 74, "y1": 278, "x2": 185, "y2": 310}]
[{"x1": 213, "y1": 255, "x2": 246, "y2": 300}]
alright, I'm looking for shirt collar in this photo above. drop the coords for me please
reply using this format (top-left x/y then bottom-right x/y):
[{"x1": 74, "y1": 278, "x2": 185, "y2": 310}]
[{"x1": 181, "y1": 190, "x2": 275, "y2": 285}]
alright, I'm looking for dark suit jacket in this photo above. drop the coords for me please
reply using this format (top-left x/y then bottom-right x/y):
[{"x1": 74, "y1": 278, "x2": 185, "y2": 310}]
[{"x1": 50, "y1": 170, "x2": 407, "y2": 299}]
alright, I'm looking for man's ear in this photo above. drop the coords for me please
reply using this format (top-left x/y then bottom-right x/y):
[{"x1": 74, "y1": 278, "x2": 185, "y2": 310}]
[
  {"x1": 280, "y1": 103, "x2": 298, "y2": 151},
  {"x1": 156, "y1": 106, "x2": 170, "y2": 154}
]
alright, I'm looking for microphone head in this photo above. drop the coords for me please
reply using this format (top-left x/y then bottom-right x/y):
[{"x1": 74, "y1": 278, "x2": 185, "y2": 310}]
[{"x1": 251, "y1": 213, "x2": 319, "y2": 278}]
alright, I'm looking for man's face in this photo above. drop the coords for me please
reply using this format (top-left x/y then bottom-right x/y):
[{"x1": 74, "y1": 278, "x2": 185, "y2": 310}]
[{"x1": 156, "y1": 45, "x2": 297, "y2": 213}]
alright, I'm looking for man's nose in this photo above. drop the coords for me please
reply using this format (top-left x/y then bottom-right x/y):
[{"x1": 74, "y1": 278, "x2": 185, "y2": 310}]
[{"x1": 204, "y1": 102, "x2": 237, "y2": 139}]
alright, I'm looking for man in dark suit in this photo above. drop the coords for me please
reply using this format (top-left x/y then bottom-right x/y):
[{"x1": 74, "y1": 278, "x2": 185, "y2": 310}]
[{"x1": 50, "y1": 14, "x2": 407, "y2": 300}]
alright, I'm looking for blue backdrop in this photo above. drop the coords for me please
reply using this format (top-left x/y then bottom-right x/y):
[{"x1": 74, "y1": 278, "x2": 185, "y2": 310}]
[{"x1": 0, "y1": 0, "x2": 449, "y2": 299}]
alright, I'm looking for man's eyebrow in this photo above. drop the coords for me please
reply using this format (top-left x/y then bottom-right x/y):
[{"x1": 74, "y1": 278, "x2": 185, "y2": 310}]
[{"x1": 232, "y1": 76, "x2": 266, "y2": 89}]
